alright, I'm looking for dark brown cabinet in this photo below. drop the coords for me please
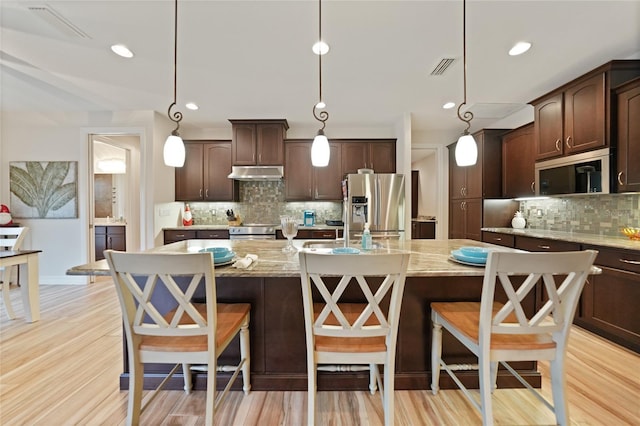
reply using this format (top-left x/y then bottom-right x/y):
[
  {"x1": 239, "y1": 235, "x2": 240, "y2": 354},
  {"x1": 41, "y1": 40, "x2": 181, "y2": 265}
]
[
  {"x1": 95, "y1": 226, "x2": 125, "y2": 260},
  {"x1": 481, "y1": 231, "x2": 515, "y2": 248},
  {"x1": 615, "y1": 77, "x2": 640, "y2": 193},
  {"x1": 341, "y1": 140, "x2": 396, "y2": 175},
  {"x1": 175, "y1": 141, "x2": 238, "y2": 202},
  {"x1": 163, "y1": 229, "x2": 229, "y2": 244},
  {"x1": 411, "y1": 221, "x2": 435, "y2": 239},
  {"x1": 577, "y1": 245, "x2": 640, "y2": 353},
  {"x1": 532, "y1": 60, "x2": 640, "y2": 161},
  {"x1": 502, "y1": 123, "x2": 535, "y2": 198},
  {"x1": 284, "y1": 140, "x2": 343, "y2": 201},
  {"x1": 276, "y1": 229, "x2": 343, "y2": 239},
  {"x1": 448, "y1": 129, "x2": 505, "y2": 241},
  {"x1": 229, "y1": 119, "x2": 288, "y2": 166}
]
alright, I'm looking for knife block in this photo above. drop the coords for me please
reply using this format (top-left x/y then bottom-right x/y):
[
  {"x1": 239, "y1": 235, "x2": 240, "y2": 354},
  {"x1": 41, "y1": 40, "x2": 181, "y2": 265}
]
[{"x1": 227, "y1": 214, "x2": 241, "y2": 226}]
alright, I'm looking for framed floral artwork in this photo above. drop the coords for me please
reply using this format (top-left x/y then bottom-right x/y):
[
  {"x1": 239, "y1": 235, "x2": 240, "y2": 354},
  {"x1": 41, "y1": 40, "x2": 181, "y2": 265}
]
[{"x1": 9, "y1": 161, "x2": 78, "y2": 219}]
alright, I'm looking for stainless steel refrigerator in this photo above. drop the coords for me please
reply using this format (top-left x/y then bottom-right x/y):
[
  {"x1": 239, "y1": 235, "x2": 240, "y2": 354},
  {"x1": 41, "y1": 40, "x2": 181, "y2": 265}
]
[{"x1": 346, "y1": 173, "x2": 405, "y2": 239}]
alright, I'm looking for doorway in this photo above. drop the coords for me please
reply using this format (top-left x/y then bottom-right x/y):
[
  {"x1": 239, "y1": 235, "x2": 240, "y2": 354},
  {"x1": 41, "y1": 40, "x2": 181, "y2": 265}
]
[{"x1": 88, "y1": 134, "x2": 141, "y2": 263}]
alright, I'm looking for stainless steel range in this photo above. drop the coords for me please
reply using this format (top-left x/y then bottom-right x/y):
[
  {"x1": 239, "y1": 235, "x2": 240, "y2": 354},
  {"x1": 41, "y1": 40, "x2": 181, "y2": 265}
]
[{"x1": 228, "y1": 225, "x2": 277, "y2": 240}]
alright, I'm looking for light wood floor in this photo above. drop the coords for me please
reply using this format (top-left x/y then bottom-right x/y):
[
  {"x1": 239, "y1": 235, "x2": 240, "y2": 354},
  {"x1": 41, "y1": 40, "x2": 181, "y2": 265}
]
[{"x1": 1, "y1": 278, "x2": 638, "y2": 425}]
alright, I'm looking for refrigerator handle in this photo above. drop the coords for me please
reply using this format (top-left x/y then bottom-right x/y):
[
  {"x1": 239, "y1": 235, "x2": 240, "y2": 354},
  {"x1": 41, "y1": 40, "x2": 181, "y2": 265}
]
[{"x1": 375, "y1": 177, "x2": 381, "y2": 226}]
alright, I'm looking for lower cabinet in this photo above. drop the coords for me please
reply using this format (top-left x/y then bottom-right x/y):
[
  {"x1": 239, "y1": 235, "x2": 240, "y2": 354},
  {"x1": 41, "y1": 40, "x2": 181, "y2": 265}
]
[
  {"x1": 481, "y1": 231, "x2": 515, "y2": 248},
  {"x1": 276, "y1": 229, "x2": 343, "y2": 240},
  {"x1": 163, "y1": 229, "x2": 229, "y2": 244},
  {"x1": 449, "y1": 199, "x2": 482, "y2": 241},
  {"x1": 95, "y1": 226, "x2": 125, "y2": 260},
  {"x1": 577, "y1": 245, "x2": 640, "y2": 353},
  {"x1": 411, "y1": 221, "x2": 435, "y2": 239}
]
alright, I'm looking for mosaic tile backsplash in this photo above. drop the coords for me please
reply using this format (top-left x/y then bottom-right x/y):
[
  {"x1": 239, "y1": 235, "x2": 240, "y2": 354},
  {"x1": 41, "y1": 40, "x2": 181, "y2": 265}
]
[
  {"x1": 519, "y1": 193, "x2": 640, "y2": 237},
  {"x1": 186, "y1": 181, "x2": 344, "y2": 225}
]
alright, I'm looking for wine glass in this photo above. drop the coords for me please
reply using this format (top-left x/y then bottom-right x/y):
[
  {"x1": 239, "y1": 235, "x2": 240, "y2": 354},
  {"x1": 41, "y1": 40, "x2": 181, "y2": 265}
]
[{"x1": 280, "y1": 215, "x2": 299, "y2": 253}]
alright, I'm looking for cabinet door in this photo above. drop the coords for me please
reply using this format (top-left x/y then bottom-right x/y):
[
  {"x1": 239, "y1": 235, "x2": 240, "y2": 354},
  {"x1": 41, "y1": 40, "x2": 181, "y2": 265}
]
[
  {"x1": 534, "y1": 92, "x2": 564, "y2": 160},
  {"x1": 175, "y1": 143, "x2": 204, "y2": 201},
  {"x1": 464, "y1": 199, "x2": 483, "y2": 241},
  {"x1": 448, "y1": 200, "x2": 466, "y2": 239},
  {"x1": 232, "y1": 123, "x2": 257, "y2": 165},
  {"x1": 314, "y1": 142, "x2": 342, "y2": 200},
  {"x1": 464, "y1": 132, "x2": 484, "y2": 199},
  {"x1": 109, "y1": 233, "x2": 126, "y2": 251},
  {"x1": 448, "y1": 145, "x2": 466, "y2": 200},
  {"x1": 616, "y1": 80, "x2": 640, "y2": 192},
  {"x1": 341, "y1": 142, "x2": 368, "y2": 175},
  {"x1": 564, "y1": 73, "x2": 606, "y2": 154},
  {"x1": 163, "y1": 230, "x2": 197, "y2": 244},
  {"x1": 257, "y1": 123, "x2": 285, "y2": 165},
  {"x1": 502, "y1": 123, "x2": 535, "y2": 198},
  {"x1": 94, "y1": 226, "x2": 108, "y2": 261},
  {"x1": 369, "y1": 141, "x2": 396, "y2": 173},
  {"x1": 203, "y1": 142, "x2": 237, "y2": 201},
  {"x1": 285, "y1": 142, "x2": 313, "y2": 200}
]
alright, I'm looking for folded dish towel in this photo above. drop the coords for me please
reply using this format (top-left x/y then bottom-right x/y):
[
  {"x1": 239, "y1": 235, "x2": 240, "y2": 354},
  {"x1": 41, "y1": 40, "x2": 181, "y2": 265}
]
[{"x1": 233, "y1": 254, "x2": 258, "y2": 269}]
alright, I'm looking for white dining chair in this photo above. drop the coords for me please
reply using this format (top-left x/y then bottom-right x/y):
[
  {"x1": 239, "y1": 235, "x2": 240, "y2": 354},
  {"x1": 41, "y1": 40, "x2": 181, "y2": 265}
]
[
  {"x1": 298, "y1": 251, "x2": 410, "y2": 426},
  {"x1": 0, "y1": 226, "x2": 29, "y2": 320},
  {"x1": 104, "y1": 250, "x2": 251, "y2": 426},
  {"x1": 431, "y1": 249, "x2": 598, "y2": 426}
]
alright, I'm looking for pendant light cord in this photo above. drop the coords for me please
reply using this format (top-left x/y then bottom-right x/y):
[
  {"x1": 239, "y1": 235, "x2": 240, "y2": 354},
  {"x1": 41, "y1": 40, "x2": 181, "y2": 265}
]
[
  {"x1": 167, "y1": 0, "x2": 183, "y2": 134},
  {"x1": 456, "y1": 0, "x2": 473, "y2": 134},
  {"x1": 312, "y1": 0, "x2": 328, "y2": 130}
]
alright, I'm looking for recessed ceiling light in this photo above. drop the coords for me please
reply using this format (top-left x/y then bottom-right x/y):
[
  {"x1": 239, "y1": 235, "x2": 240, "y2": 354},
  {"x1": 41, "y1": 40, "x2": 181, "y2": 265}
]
[
  {"x1": 509, "y1": 41, "x2": 532, "y2": 56},
  {"x1": 111, "y1": 44, "x2": 134, "y2": 58},
  {"x1": 312, "y1": 41, "x2": 329, "y2": 55},
  {"x1": 443, "y1": 102, "x2": 456, "y2": 109},
  {"x1": 185, "y1": 102, "x2": 199, "y2": 110}
]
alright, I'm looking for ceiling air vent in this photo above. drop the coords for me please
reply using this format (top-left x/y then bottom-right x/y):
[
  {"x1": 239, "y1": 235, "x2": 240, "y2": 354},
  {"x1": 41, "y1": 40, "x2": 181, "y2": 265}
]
[
  {"x1": 430, "y1": 58, "x2": 456, "y2": 76},
  {"x1": 28, "y1": 5, "x2": 91, "y2": 39}
]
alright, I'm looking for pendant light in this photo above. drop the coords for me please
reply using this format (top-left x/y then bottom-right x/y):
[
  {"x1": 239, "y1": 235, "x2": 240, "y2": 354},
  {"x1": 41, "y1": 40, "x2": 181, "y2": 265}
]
[
  {"x1": 163, "y1": 0, "x2": 186, "y2": 168},
  {"x1": 311, "y1": 0, "x2": 330, "y2": 167},
  {"x1": 454, "y1": 0, "x2": 477, "y2": 167}
]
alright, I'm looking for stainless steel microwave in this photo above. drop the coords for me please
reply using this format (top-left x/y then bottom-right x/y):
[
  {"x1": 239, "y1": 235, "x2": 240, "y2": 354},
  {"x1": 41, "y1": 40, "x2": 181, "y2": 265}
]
[{"x1": 535, "y1": 148, "x2": 611, "y2": 196}]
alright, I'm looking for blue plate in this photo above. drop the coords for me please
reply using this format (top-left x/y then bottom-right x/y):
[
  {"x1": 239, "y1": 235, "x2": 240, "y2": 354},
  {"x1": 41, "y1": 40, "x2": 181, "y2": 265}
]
[
  {"x1": 332, "y1": 247, "x2": 361, "y2": 255},
  {"x1": 199, "y1": 247, "x2": 232, "y2": 260},
  {"x1": 458, "y1": 246, "x2": 490, "y2": 259},
  {"x1": 451, "y1": 249, "x2": 486, "y2": 265}
]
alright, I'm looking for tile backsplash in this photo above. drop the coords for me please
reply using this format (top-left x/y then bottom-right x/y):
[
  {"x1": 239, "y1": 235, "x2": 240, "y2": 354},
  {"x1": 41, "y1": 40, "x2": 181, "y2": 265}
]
[
  {"x1": 519, "y1": 193, "x2": 640, "y2": 236},
  {"x1": 186, "y1": 181, "x2": 343, "y2": 225}
]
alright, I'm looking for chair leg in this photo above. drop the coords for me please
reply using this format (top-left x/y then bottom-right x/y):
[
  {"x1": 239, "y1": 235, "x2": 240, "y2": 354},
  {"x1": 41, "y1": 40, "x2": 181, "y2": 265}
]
[
  {"x1": 307, "y1": 361, "x2": 316, "y2": 426},
  {"x1": 206, "y1": 356, "x2": 216, "y2": 426},
  {"x1": 240, "y1": 321, "x2": 251, "y2": 394},
  {"x1": 182, "y1": 363, "x2": 192, "y2": 394},
  {"x1": 1, "y1": 273, "x2": 16, "y2": 320},
  {"x1": 369, "y1": 363, "x2": 378, "y2": 395},
  {"x1": 128, "y1": 354, "x2": 143, "y2": 426},
  {"x1": 384, "y1": 361, "x2": 395, "y2": 426},
  {"x1": 478, "y1": 354, "x2": 493, "y2": 426},
  {"x1": 490, "y1": 361, "x2": 498, "y2": 393},
  {"x1": 431, "y1": 319, "x2": 442, "y2": 395},
  {"x1": 550, "y1": 354, "x2": 569, "y2": 426}
]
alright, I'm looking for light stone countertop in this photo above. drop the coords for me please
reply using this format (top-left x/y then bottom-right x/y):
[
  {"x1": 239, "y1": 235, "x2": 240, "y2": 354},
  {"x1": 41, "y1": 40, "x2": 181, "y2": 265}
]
[
  {"x1": 482, "y1": 227, "x2": 640, "y2": 252},
  {"x1": 67, "y1": 239, "x2": 514, "y2": 277}
]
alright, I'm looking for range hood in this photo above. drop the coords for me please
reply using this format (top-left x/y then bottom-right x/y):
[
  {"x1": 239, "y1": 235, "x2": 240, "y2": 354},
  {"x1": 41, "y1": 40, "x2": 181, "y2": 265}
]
[{"x1": 227, "y1": 165, "x2": 284, "y2": 181}]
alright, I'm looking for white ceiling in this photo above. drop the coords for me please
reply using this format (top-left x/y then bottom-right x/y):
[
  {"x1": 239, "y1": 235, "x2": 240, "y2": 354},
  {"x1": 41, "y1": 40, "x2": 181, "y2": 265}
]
[{"x1": 2, "y1": 1, "x2": 639, "y2": 142}]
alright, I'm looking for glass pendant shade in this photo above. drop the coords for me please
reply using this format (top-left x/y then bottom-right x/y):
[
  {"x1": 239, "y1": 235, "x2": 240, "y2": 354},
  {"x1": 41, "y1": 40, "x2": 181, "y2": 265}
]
[
  {"x1": 455, "y1": 133, "x2": 477, "y2": 167},
  {"x1": 311, "y1": 130, "x2": 330, "y2": 167},
  {"x1": 164, "y1": 134, "x2": 186, "y2": 167}
]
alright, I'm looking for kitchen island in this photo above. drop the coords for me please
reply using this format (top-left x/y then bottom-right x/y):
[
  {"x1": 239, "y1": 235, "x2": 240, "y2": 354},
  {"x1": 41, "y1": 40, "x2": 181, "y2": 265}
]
[{"x1": 69, "y1": 239, "x2": 541, "y2": 392}]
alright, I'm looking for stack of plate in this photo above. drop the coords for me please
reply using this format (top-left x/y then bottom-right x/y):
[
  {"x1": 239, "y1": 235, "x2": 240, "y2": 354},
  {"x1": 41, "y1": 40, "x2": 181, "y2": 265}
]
[
  {"x1": 450, "y1": 246, "x2": 490, "y2": 266},
  {"x1": 199, "y1": 247, "x2": 236, "y2": 265}
]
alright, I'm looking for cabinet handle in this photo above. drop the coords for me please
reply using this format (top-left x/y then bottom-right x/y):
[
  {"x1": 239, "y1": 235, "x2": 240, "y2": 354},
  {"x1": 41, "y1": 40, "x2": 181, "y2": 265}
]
[
  {"x1": 619, "y1": 259, "x2": 640, "y2": 265},
  {"x1": 199, "y1": 189, "x2": 203, "y2": 198},
  {"x1": 460, "y1": 201, "x2": 466, "y2": 211},
  {"x1": 460, "y1": 187, "x2": 464, "y2": 197},
  {"x1": 565, "y1": 136, "x2": 572, "y2": 148},
  {"x1": 205, "y1": 189, "x2": 209, "y2": 198},
  {"x1": 617, "y1": 172, "x2": 624, "y2": 186},
  {"x1": 108, "y1": 236, "x2": 112, "y2": 249},
  {"x1": 530, "y1": 181, "x2": 535, "y2": 193},
  {"x1": 176, "y1": 234, "x2": 185, "y2": 237},
  {"x1": 538, "y1": 245, "x2": 551, "y2": 250},
  {"x1": 555, "y1": 139, "x2": 561, "y2": 151},
  {"x1": 494, "y1": 237, "x2": 502, "y2": 241}
]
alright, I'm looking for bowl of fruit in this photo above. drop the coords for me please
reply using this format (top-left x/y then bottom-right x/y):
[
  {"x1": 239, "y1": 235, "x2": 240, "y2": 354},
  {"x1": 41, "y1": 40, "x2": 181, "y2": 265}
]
[{"x1": 621, "y1": 227, "x2": 640, "y2": 240}]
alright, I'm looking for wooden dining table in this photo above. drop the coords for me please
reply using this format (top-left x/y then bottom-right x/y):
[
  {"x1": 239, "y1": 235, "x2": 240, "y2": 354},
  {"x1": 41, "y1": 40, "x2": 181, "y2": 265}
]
[{"x1": 1, "y1": 249, "x2": 42, "y2": 322}]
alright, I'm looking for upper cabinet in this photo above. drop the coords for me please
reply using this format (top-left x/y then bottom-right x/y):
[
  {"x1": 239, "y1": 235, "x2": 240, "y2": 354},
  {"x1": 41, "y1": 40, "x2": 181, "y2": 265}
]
[
  {"x1": 175, "y1": 140, "x2": 239, "y2": 202},
  {"x1": 229, "y1": 119, "x2": 289, "y2": 165},
  {"x1": 532, "y1": 60, "x2": 640, "y2": 161},
  {"x1": 341, "y1": 140, "x2": 396, "y2": 174},
  {"x1": 285, "y1": 140, "x2": 342, "y2": 201},
  {"x1": 615, "y1": 77, "x2": 640, "y2": 193},
  {"x1": 502, "y1": 123, "x2": 535, "y2": 198}
]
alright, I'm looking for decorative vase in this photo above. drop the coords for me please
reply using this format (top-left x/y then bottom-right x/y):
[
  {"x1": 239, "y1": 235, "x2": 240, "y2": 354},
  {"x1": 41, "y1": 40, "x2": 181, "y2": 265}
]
[{"x1": 511, "y1": 211, "x2": 526, "y2": 229}]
